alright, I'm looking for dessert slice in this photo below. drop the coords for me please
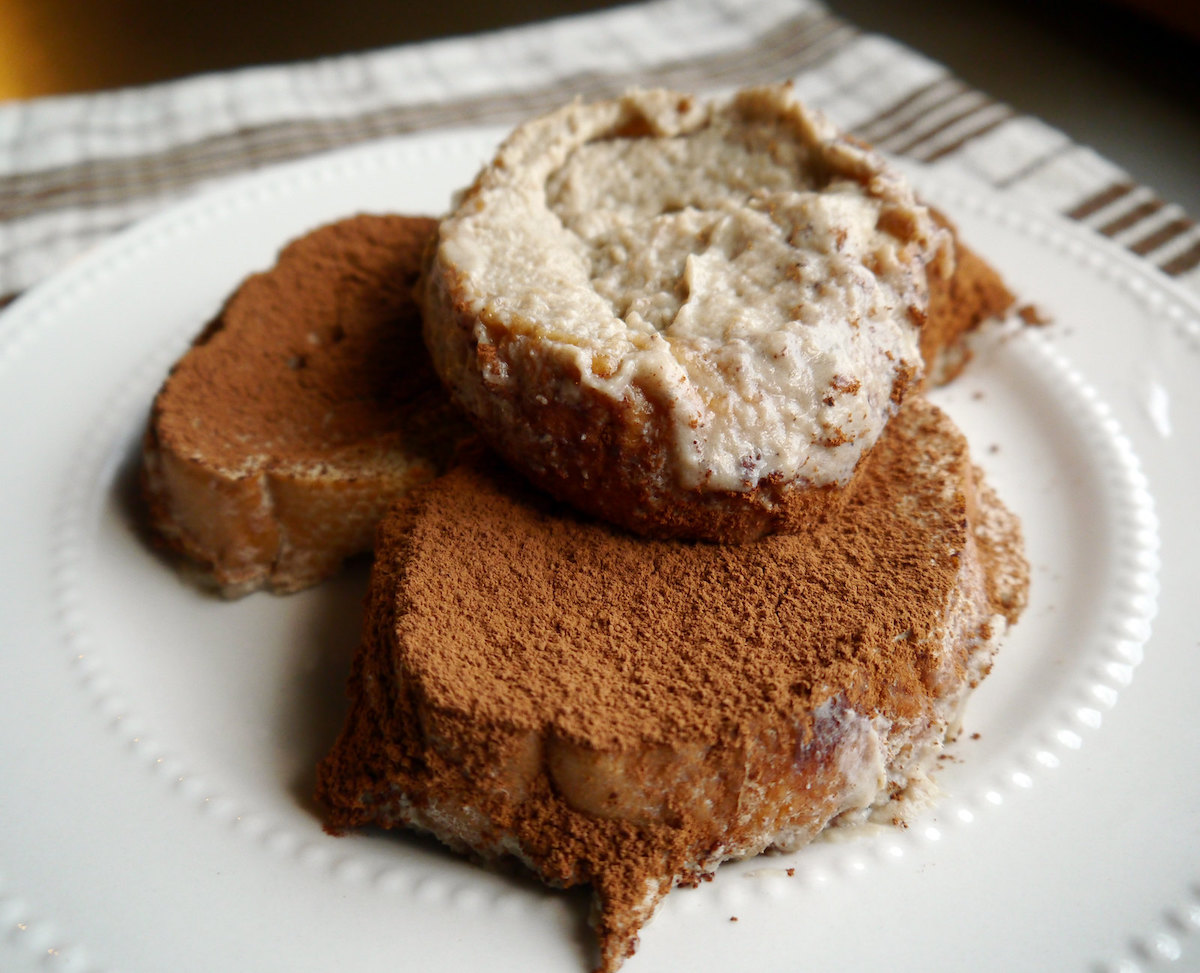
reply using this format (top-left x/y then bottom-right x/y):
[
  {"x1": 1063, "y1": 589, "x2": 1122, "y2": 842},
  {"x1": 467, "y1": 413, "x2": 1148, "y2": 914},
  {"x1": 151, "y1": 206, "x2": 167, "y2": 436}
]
[
  {"x1": 316, "y1": 395, "x2": 1028, "y2": 971},
  {"x1": 141, "y1": 214, "x2": 473, "y2": 596},
  {"x1": 420, "y1": 84, "x2": 1013, "y2": 543}
]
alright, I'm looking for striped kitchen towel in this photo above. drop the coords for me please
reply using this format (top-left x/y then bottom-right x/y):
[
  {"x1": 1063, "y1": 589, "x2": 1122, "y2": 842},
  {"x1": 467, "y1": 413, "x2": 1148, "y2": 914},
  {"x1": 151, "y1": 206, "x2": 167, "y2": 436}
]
[{"x1": 1, "y1": 0, "x2": 1197, "y2": 309}]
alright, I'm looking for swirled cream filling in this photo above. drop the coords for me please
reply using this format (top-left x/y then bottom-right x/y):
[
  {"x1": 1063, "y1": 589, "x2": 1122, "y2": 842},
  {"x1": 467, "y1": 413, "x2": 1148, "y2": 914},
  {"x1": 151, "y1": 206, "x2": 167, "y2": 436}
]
[{"x1": 436, "y1": 86, "x2": 948, "y2": 491}]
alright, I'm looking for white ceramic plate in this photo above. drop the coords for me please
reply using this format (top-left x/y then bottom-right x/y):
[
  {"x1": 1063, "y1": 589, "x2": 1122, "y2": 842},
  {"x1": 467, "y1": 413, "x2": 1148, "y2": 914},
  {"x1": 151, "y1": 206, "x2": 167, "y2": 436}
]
[{"x1": 1, "y1": 128, "x2": 1197, "y2": 973}]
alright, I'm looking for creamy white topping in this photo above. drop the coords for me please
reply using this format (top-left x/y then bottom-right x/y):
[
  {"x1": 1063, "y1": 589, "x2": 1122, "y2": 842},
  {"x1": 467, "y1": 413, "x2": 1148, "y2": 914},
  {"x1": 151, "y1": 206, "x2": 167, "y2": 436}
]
[{"x1": 436, "y1": 86, "x2": 948, "y2": 491}]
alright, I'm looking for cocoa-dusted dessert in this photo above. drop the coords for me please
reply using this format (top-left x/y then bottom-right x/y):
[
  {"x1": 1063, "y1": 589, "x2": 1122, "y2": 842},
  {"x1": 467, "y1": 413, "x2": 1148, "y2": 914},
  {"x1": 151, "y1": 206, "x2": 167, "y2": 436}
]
[
  {"x1": 419, "y1": 84, "x2": 1013, "y2": 543},
  {"x1": 316, "y1": 396, "x2": 1028, "y2": 972},
  {"x1": 141, "y1": 214, "x2": 473, "y2": 596}
]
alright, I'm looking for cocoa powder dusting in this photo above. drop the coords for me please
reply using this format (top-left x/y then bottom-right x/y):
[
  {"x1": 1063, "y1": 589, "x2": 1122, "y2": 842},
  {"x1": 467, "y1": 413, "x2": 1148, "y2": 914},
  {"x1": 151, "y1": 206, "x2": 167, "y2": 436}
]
[
  {"x1": 315, "y1": 395, "x2": 1031, "y2": 971},
  {"x1": 154, "y1": 214, "x2": 460, "y2": 467},
  {"x1": 396, "y1": 403, "x2": 966, "y2": 749}
]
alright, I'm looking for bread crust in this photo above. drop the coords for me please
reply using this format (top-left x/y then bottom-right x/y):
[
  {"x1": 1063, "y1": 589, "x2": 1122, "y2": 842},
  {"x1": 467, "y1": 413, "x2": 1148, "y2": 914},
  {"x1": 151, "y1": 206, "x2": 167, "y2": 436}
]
[
  {"x1": 141, "y1": 214, "x2": 473, "y2": 595},
  {"x1": 922, "y1": 209, "x2": 1016, "y2": 383},
  {"x1": 421, "y1": 259, "x2": 850, "y2": 543}
]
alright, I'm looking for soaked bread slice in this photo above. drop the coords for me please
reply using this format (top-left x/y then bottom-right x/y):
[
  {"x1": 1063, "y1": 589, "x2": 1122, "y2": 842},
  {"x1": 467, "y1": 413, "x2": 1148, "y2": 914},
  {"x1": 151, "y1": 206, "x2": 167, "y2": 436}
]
[
  {"x1": 315, "y1": 395, "x2": 1028, "y2": 971},
  {"x1": 141, "y1": 214, "x2": 472, "y2": 596},
  {"x1": 420, "y1": 85, "x2": 1013, "y2": 544}
]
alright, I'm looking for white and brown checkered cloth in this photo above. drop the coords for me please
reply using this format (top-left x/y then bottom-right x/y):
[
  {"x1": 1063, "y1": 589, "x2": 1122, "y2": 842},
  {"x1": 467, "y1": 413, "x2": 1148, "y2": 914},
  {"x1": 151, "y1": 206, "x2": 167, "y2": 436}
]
[{"x1": 2, "y1": 0, "x2": 1198, "y2": 311}]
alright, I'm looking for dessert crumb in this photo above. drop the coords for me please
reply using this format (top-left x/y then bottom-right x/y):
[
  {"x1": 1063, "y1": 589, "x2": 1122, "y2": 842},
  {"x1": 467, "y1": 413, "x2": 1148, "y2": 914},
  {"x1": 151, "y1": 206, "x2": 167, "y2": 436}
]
[
  {"x1": 730, "y1": 916, "x2": 739, "y2": 923},
  {"x1": 786, "y1": 868, "x2": 795, "y2": 877},
  {"x1": 1017, "y1": 303, "x2": 1052, "y2": 326}
]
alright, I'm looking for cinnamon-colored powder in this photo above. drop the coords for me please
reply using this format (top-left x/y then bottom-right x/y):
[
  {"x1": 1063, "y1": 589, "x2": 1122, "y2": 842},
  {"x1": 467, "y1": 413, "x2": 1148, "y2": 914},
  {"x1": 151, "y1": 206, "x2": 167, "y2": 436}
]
[
  {"x1": 389, "y1": 404, "x2": 986, "y2": 747},
  {"x1": 154, "y1": 213, "x2": 457, "y2": 467},
  {"x1": 141, "y1": 213, "x2": 478, "y2": 594},
  {"x1": 316, "y1": 395, "x2": 1028, "y2": 970}
]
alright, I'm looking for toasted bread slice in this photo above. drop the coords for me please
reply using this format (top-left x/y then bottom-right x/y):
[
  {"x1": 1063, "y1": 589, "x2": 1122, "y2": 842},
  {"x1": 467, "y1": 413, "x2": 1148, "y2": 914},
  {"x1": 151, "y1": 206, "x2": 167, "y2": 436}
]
[
  {"x1": 923, "y1": 208, "x2": 1016, "y2": 383},
  {"x1": 420, "y1": 85, "x2": 1014, "y2": 544},
  {"x1": 141, "y1": 214, "x2": 473, "y2": 596},
  {"x1": 315, "y1": 395, "x2": 1028, "y2": 971}
]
